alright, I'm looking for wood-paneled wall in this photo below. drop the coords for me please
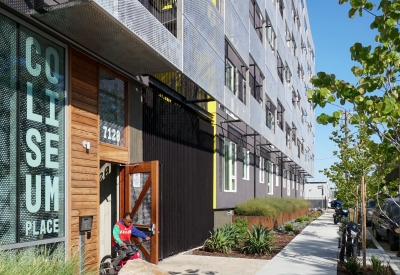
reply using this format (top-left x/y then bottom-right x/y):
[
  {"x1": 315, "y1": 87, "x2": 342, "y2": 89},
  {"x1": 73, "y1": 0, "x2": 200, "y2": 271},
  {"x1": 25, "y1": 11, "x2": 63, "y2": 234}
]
[{"x1": 69, "y1": 48, "x2": 100, "y2": 270}]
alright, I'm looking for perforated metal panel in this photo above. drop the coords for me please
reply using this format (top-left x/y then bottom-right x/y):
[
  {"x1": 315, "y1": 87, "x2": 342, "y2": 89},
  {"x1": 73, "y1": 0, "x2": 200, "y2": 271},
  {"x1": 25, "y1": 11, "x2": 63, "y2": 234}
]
[
  {"x1": 223, "y1": 86, "x2": 250, "y2": 126},
  {"x1": 32, "y1": 1, "x2": 182, "y2": 75},
  {"x1": 229, "y1": 0, "x2": 249, "y2": 32},
  {"x1": 0, "y1": 13, "x2": 17, "y2": 245},
  {"x1": 225, "y1": 0, "x2": 249, "y2": 66},
  {"x1": 249, "y1": 95, "x2": 265, "y2": 135},
  {"x1": 249, "y1": 26, "x2": 265, "y2": 76},
  {"x1": 18, "y1": 25, "x2": 66, "y2": 242},
  {"x1": 182, "y1": 17, "x2": 224, "y2": 102},
  {"x1": 183, "y1": 0, "x2": 224, "y2": 60},
  {"x1": 99, "y1": 69, "x2": 126, "y2": 147}
]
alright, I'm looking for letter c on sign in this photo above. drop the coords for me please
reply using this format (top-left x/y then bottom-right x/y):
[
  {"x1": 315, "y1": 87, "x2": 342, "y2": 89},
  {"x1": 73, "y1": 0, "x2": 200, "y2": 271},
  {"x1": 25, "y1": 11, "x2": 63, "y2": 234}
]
[{"x1": 26, "y1": 37, "x2": 41, "y2": 77}]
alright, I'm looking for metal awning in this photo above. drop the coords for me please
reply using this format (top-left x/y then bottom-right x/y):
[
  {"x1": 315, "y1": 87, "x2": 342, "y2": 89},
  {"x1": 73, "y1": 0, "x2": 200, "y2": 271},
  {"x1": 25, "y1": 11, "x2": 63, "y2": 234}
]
[{"x1": 32, "y1": 0, "x2": 182, "y2": 77}]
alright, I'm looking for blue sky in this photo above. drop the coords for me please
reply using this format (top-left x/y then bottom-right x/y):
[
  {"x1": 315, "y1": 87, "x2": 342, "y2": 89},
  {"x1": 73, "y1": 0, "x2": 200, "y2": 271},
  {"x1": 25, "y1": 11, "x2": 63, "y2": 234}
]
[{"x1": 306, "y1": 1, "x2": 378, "y2": 183}]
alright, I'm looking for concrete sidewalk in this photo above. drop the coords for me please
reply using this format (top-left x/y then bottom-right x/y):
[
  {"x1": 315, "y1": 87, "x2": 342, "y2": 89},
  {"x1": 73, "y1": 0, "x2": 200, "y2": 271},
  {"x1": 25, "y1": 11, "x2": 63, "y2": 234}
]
[
  {"x1": 158, "y1": 210, "x2": 338, "y2": 275},
  {"x1": 254, "y1": 209, "x2": 338, "y2": 275}
]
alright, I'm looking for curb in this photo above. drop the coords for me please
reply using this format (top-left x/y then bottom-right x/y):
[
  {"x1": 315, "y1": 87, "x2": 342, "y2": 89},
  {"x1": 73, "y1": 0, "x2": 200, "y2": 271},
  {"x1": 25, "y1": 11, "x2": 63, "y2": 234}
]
[{"x1": 368, "y1": 230, "x2": 400, "y2": 275}]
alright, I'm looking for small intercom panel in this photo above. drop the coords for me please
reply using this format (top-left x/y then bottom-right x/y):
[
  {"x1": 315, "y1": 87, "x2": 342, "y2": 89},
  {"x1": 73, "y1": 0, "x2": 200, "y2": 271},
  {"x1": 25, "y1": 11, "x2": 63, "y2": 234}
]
[{"x1": 79, "y1": 216, "x2": 93, "y2": 232}]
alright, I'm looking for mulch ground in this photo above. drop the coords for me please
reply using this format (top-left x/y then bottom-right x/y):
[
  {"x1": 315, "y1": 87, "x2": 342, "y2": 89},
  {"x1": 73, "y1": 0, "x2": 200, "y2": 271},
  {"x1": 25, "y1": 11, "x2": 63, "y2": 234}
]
[
  {"x1": 337, "y1": 263, "x2": 392, "y2": 275},
  {"x1": 191, "y1": 231, "x2": 298, "y2": 260}
]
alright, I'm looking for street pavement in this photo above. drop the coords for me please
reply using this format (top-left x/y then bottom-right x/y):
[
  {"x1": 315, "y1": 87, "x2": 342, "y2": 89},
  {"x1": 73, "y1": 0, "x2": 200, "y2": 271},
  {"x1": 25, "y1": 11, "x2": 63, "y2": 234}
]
[
  {"x1": 158, "y1": 210, "x2": 339, "y2": 275},
  {"x1": 254, "y1": 209, "x2": 338, "y2": 275},
  {"x1": 158, "y1": 210, "x2": 400, "y2": 275}
]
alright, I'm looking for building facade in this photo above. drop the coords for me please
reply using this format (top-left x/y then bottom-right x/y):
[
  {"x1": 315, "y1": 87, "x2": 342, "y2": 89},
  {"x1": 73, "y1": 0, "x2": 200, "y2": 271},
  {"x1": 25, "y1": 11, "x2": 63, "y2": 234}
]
[{"x1": 0, "y1": 0, "x2": 315, "y2": 269}]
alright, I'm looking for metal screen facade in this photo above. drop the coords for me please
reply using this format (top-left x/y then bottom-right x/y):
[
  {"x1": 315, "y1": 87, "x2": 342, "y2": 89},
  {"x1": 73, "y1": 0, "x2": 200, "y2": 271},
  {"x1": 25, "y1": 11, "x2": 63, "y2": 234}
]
[
  {"x1": 182, "y1": 0, "x2": 224, "y2": 103},
  {"x1": 0, "y1": 13, "x2": 17, "y2": 245},
  {"x1": 142, "y1": 86, "x2": 214, "y2": 258},
  {"x1": 0, "y1": 12, "x2": 66, "y2": 246}
]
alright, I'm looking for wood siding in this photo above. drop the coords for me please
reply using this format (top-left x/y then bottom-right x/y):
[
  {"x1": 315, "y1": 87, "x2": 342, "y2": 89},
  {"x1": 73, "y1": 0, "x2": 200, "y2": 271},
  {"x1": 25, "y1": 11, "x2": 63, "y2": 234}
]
[
  {"x1": 69, "y1": 48, "x2": 100, "y2": 270},
  {"x1": 69, "y1": 48, "x2": 130, "y2": 270}
]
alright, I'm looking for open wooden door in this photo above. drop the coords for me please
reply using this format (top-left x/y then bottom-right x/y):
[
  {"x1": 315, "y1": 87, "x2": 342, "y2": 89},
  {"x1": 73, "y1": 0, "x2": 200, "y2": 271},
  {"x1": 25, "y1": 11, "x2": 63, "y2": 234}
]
[{"x1": 120, "y1": 161, "x2": 159, "y2": 264}]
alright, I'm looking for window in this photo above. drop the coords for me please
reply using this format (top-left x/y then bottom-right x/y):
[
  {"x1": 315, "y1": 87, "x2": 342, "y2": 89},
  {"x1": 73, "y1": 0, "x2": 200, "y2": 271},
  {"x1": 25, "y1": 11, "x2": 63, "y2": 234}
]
[
  {"x1": 278, "y1": 0, "x2": 284, "y2": 17},
  {"x1": 292, "y1": 89, "x2": 297, "y2": 108},
  {"x1": 243, "y1": 148, "x2": 250, "y2": 180},
  {"x1": 292, "y1": 123, "x2": 297, "y2": 144},
  {"x1": 277, "y1": 53, "x2": 284, "y2": 83},
  {"x1": 285, "y1": 22, "x2": 291, "y2": 48},
  {"x1": 275, "y1": 164, "x2": 280, "y2": 186},
  {"x1": 291, "y1": 172, "x2": 295, "y2": 189},
  {"x1": 300, "y1": 65, "x2": 304, "y2": 80},
  {"x1": 100, "y1": 70, "x2": 127, "y2": 147},
  {"x1": 249, "y1": 0, "x2": 263, "y2": 41},
  {"x1": 297, "y1": 91, "x2": 301, "y2": 109},
  {"x1": 267, "y1": 161, "x2": 273, "y2": 194},
  {"x1": 291, "y1": 34, "x2": 297, "y2": 56},
  {"x1": 301, "y1": 37, "x2": 306, "y2": 55},
  {"x1": 225, "y1": 59, "x2": 236, "y2": 94},
  {"x1": 266, "y1": 97, "x2": 276, "y2": 132},
  {"x1": 249, "y1": 57, "x2": 263, "y2": 104},
  {"x1": 226, "y1": 41, "x2": 247, "y2": 104},
  {"x1": 285, "y1": 63, "x2": 291, "y2": 86},
  {"x1": 0, "y1": 14, "x2": 67, "y2": 245},
  {"x1": 224, "y1": 139, "x2": 237, "y2": 192},
  {"x1": 287, "y1": 171, "x2": 291, "y2": 196},
  {"x1": 285, "y1": 123, "x2": 291, "y2": 147},
  {"x1": 297, "y1": 138, "x2": 301, "y2": 157},
  {"x1": 283, "y1": 169, "x2": 287, "y2": 188},
  {"x1": 266, "y1": 15, "x2": 276, "y2": 53},
  {"x1": 277, "y1": 101, "x2": 284, "y2": 130},
  {"x1": 259, "y1": 157, "x2": 265, "y2": 183},
  {"x1": 304, "y1": 17, "x2": 307, "y2": 31},
  {"x1": 291, "y1": 0, "x2": 296, "y2": 22},
  {"x1": 296, "y1": 12, "x2": 301, "y2": 30},
  {"x1": 242, "y1": 79, "x2": 247, "y2": 105}
]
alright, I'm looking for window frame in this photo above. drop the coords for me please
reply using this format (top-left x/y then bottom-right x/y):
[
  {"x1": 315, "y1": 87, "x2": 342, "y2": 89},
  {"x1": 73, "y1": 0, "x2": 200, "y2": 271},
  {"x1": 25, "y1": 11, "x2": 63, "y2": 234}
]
[
  {"x1": 243, "y1": 148, "x2": 250, "y2": 181},
  {"x1": 275, "y1": 164, "x2": 280, "y2": 186},
  {"x1": 267, "y1": 161, "x2": 274, "y2": 194},
  {"x1": 225, "y1": 59, "x2": 236, "y2": 94},
  {"x1": 224, "y1": 138, "x2": 237, "y2": 192},
  {"x1": 259, "y1": 156, "x2": 265, "y2": 183}
]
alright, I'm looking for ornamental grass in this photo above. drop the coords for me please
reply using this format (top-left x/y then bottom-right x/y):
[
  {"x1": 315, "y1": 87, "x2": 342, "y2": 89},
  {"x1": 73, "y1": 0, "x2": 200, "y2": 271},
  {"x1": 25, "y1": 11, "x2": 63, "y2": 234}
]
[
  {"x1": 0, "y1": 244, "x2": 97, "y2": 275},
  {"x1": 234, "y1": 197, "x2": 311, "y2": 218}
]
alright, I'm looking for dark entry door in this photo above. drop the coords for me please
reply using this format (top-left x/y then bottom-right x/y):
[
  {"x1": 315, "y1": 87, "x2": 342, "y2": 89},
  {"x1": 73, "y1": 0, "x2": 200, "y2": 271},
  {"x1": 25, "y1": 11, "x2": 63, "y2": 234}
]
[{"x1": 121, "y1": 161, "x2": 159, "y2": 264}]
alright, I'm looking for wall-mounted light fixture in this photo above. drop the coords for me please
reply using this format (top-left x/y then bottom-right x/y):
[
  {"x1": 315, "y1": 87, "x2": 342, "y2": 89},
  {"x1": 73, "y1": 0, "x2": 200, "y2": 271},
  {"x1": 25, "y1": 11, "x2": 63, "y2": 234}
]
[{"x1": 82, "y1": 140, "x2": 90, "y2": 153}]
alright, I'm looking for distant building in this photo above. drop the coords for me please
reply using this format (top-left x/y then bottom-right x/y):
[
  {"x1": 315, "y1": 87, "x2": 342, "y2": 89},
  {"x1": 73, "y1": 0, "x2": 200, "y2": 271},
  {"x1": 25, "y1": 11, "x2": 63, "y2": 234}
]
[{"x1": 304, "y1": 182, "x2": 330, "y2": 209}]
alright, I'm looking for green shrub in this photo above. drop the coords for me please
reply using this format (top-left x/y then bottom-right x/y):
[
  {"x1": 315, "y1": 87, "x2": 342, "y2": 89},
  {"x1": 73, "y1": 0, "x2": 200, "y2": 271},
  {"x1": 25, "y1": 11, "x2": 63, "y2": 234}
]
[
  {"x1": 309, "y1": 212, "x2": 320, "y2": 219},
  {"x1": 235, "y1": 197, "x2": 311, "y2": 218},
  {"x1": 370, "y1": 255, "x2": 391, "y2": 275},
  {"x1": 219, "y1": 223, "x2": 244, "y2": 248},
  {"x1": 295, "y1": 216, "x2": 305, "y2": 222},
  {"x1": 342, "y1": 256, "x2": 360, "y2": 275},
  {"x1": 241, "y1": 225, "x2": 274, "y2": 255},
  {"x1": 0, "y1": 245, "x2": 96, "y2": 275},
  {"x1": 203, "y1": 228, "x2": 234, "y2": 253},
  {"x1": 233, "y1": 217, "x2": 249, "y2": 236},
  {"x1": 284, "y1": 223, "x2": 294, "y2": 232}
]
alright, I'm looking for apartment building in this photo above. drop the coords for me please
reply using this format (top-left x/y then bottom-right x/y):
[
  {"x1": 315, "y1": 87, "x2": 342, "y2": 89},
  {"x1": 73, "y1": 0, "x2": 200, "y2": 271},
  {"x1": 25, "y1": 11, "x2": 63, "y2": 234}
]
[{"x1": 0, "y1": 0, "x2": 315, "y2": 269}]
